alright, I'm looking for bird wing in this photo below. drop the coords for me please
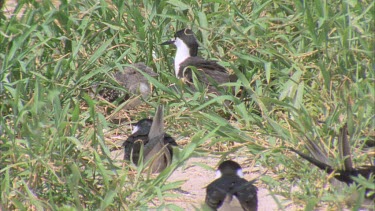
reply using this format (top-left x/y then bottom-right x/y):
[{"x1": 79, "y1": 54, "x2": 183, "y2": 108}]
[
  {"x1": 179, "y1": 57, "x2": 235, "y2": 94},
  {"x1": 231, "y1": 179, "x2": 258, "y2": 211},
  {"x1": 180, "y1": 57, "x2": 227, "y2": 73},
  {"x1": 164, "y1": 134, "x2": 178, "y2": 146},
  {"x1": 164, "y1": 134, "x2": 178, "y2": 159},
  {"x1": 291, "y1": 125, "x2": 375, "y2": 186},
  {"x1": 289, "y1": 147, "x2": 335, "y2": 174},
  {"x1": 144, "y1": 106, "x2": 171, "y2": 172},
  {"x1": 304, "y1": 136, "x2": 331, "y2": 165},
  {"x1": 123, "y1": 135, "x2": 148, "y2": 163},
  {"x1": 206, "y1": 176, "x2": 257, "y2": 211},
  {"x1": 179, "y1": 57, "x2": 231, "y2": 82},
  {"x1": 205, "y1": 178, "x2": 228, "y2": 209}
]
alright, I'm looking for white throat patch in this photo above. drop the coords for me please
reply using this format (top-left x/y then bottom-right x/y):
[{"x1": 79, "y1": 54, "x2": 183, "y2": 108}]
[
  {"x1": 215, "y1": 170, "x2": 222, "y2": 179},
  {"x1": 215, "y1": 169, "x2": 244, "y2": 178},
  {"x1": 132, "y1": 125, "x2": 140, "y2": 134},
  {"x1": 173, "y1": 37, "x2": 190, "y2": 78},
  {"x1": 236, "y1": 169, "x2": 244, "y2": 178}
]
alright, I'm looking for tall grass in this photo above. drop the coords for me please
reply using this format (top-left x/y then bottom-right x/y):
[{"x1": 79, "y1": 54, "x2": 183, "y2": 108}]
[{"x1": 1, "y1": 0, "x2": 374, "y2": 209}]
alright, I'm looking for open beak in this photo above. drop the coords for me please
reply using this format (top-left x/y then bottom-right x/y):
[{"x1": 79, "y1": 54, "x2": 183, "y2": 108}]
[{"x1": 160, "y1": 39, "x2": 175, "y2": 45}]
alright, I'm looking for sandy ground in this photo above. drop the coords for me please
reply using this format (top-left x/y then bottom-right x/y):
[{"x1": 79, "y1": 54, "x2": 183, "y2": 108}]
[
  {"x1": 164, "y1": 156, "x2": 295, "y2": 210},
  {"x1": 111, "y1": 136, "x2": 297, "y2": 211}
]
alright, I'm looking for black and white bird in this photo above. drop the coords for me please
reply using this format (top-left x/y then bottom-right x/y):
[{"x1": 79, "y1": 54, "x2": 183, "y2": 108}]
[
  {"x1": 205, "y1": 160, "x2": 258, "y2": 211},
  {"x1": 161, "y1": 28, "x2": 236, "y2": 94},
  {"x1": 123, "y1": 106, "x2": 177, "y2": 173},
  {"x1": 289, "y1": 124, "x2": 375, "y2": 186}
]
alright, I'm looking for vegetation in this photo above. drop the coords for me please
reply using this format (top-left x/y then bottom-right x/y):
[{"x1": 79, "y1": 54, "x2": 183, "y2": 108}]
[{"x1": 1, "y1": 0, "x2": 374, "y2": 210}]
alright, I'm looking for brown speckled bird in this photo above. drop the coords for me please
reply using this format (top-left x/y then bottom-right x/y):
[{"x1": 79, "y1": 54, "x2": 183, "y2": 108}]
[{"x1": 96, "y1": 62, "x2": 158, "y2": 108}]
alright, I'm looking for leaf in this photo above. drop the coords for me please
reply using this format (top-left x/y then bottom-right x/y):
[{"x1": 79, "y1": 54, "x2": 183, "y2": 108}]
[{"x1": 167, "y1": 0, "x2": 190, "y2": 10}]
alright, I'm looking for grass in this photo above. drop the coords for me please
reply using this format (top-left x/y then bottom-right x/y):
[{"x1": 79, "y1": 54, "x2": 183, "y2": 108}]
[{"x1": 0, "y1": 0, "x2": 374, "y2": 210}]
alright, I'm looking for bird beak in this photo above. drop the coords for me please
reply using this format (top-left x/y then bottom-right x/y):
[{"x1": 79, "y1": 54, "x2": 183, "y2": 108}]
[{"x1": 160, "y1": 39, "x2": 175, "y2": 45}]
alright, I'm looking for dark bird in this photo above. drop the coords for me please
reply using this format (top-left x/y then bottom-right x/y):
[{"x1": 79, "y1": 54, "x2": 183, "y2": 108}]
[
  {"x1": 289, "y1": 124, "x2": 375, "y2": 186},
  {"x1": 96, "y1": 62, "x2": 158, "y2": 108},
  {"x1": 205, "y1": 160, "x2": 258, "y2": 211},
  {"x1": 123, "y1": 106, "x2": 177, "y2": 172},
  {"x1": 161, "y1": 29, "x2": 237, "y2": 95}
]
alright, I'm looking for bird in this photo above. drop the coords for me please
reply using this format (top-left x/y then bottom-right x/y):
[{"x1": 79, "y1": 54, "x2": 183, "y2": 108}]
[
  {"x1": 205, "y1": 160, "x2": 258, "y2": 211},
  {"x1": 289, "y1": 124, "x2": 375, "y2": 186},
  {"x1": 161, "y1": 28, "x2": 237, "y2": 95},
  {"x1": 123, "y1": 118, "x2": 177, "y2": 161},
  {"x1": 96, "y1": 62, "x2": 158, "y2": 108},
  {"x1": 123, "y1": 106, "x2": 177, "y2": 173}
]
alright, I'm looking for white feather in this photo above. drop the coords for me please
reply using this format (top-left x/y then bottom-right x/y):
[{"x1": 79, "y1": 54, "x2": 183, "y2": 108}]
[
  {"x1": 173, "y1": 37, "x2": 190, "y2": 78},
  {"x1": 215, "y1": 170, "x2": 222, "y2": 179},
  {"x1": 132, "y1": 125, "x2": 140, "y2": 134},
  {"x1": 236, "y1": 169, "x2": 244, "y2": 178}
]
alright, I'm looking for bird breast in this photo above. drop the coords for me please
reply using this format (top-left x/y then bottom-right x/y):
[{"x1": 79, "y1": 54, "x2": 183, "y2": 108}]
[{"x1": 174, "y1": 42, "x2": 191, "y2": 77}]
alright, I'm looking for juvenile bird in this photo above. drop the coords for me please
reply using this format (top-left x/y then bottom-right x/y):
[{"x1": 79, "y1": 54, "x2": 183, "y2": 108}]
[{"x1": 97, "y1": 62, "x2": 158, "y2": 108}]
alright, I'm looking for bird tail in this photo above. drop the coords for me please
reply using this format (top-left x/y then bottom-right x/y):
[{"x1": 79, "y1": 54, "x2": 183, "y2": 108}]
[
  {"x1": 289, "y1": 147, "x2": 335, "y2": 174},
  {"x1": 304, "y1": 136, "x2": 330, "y2": 165},
  {"x1": 148, "y1": 105, "x2": 164, "y2": 141},
  {"x1": 338, "y1": 124, "x2": 353, "y2": 171},
  {"x1": 144, "y1": 105, "x2": 171, "y2": 172}
]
